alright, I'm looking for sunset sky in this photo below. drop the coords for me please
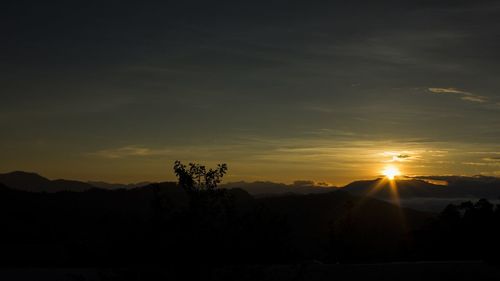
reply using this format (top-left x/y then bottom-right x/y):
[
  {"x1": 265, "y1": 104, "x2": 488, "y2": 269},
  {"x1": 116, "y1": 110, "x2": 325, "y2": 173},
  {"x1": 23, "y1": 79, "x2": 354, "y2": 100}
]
[{"x1": 1, "y1": 1, "x2": 499, "y2": 185}]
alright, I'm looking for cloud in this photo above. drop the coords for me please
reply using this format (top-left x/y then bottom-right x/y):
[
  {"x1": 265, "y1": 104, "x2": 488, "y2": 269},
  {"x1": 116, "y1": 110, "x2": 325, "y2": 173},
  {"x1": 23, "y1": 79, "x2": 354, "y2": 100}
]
[
  {"x1": 292, "y1": 180, "x2": 315, "y2": 187},
  {"x1": 460, "y1": 96, "x2": 488, "y2": 103},
  {"x1": 483, "y1": 157, "x2": 500, "y2": 162},
  {"x1": 428, "y1": 88, "x2": 470, "y2": 95},
  {"x1": 462, "y1": 161, "x2": 500, "y2": 167},
  {"x1": 391, "y1": 154, "x2": 414, "y2": 162},
  {"x1": 89, "y1": 146, "x2": 171, "y2": 159},
  {"x1": 292, "y1": 180, "x2": 335, "y2": 187},
  {"x1": 428, "y1": 87, "x2": 487, "y2": 103},
  {"x1": 381, "y1": 151, "x2": 417, "y2": 163}
]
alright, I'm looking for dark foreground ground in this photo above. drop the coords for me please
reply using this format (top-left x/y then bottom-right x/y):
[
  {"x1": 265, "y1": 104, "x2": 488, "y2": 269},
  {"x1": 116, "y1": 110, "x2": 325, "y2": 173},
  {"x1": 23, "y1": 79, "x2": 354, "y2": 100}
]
[{"x1": 1, "y1": 262, "x2": 499, "y2": 281}]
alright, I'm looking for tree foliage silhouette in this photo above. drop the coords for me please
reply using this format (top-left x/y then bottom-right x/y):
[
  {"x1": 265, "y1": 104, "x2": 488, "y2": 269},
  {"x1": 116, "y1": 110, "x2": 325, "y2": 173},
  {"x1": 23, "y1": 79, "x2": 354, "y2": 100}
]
[
  {"x1": 173, "y1": 160, "x2": 228, "y2": 192},
  {"x1": 413, "y1": 198, "x2": 500, "y2": 262},
  {"x1": 168, "y1": 160, "x2": 293, "y2": 264}
]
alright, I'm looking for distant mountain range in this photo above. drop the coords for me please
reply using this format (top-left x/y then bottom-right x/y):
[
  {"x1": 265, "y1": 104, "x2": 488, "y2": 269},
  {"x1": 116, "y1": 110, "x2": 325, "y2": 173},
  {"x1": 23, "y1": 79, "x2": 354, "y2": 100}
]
[
  {"x1": 1, "y1": 170, "x2": 498, "y2": 263},
  {"x1": 0, "y1": 171, "x2": 96, "y2": 192},
  {"x1": 342, "y1": 177, "x2": 500, "y2": 212},
  {"x1": 87, "y1": 181, "x2": 152, "y2": 190},
  {"x1": 344, "y1": 177, "x2": 500, "y2": 200},
  {"x1": 1, "y1": 171, "x2": 498, "y2": 212},
  {"x1": 0, "y1": 171, "x2": 150, "y2": 193},
  {"x1": 222, "y1": 177, "x2": 500, "y2": 212},
  {"x1": 220, "y1": 181, "x2": 334, "y2": 196},
  {"x1": 0, "y1": 171, "x2": 336, "y2": 195}
]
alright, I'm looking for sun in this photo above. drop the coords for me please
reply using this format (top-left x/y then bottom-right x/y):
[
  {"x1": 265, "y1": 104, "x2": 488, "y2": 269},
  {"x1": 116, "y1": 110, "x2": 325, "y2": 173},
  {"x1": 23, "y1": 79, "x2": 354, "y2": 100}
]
[{"x1": 382, "y1": 165, "x2": 401, "y2": 180}]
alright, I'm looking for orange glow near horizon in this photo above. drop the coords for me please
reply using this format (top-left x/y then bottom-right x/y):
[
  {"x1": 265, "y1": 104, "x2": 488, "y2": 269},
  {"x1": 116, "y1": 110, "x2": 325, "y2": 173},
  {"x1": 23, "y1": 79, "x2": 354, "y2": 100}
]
[{"x1": 382, "y1": 165, "x2": 401, "y2": 180}]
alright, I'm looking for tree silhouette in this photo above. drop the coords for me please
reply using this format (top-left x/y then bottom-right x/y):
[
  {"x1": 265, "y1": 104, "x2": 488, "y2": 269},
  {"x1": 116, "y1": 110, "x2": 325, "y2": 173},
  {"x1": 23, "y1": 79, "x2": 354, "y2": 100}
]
[
  {"x1": 173, "y1": 160, "x2": 228, "y2": 192},
  {"x1": 439, "y1": 204, "x2": 461, "y2": 223}
]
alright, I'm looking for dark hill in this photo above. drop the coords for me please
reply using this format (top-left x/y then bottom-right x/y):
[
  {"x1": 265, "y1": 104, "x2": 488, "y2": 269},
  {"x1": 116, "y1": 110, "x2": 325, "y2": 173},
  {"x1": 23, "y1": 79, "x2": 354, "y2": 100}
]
[
  {"x1": 415, "y1": 175, "x2": 500, "y2": 198},
  {"x1": 0, "y1": 183, "x2": 11, "y2": 192},
  {"x1": 51, "y1": 179, "x2": 99, "y2": 192},
  {"x1": 0, "y1": 171, "x2": 98, "y2": 192},
  {"x1": 0, "y1": 181, "x2": 432, "y2": 265},
  {"x1": 343, "y1": 178, "x2": 459, "y2": 199},
  {"x1": 258, "y1": 191, "x2": 431, "y2": 261},
  {"x1": 342, "y1": 177, "x2": 500, "y2": 212},
  {"x1": 343, "y1": 177, "x2": 500, "y2": 200},
  {"x1": 0, "y1": 171, "x2": 53, "y2": 191}
]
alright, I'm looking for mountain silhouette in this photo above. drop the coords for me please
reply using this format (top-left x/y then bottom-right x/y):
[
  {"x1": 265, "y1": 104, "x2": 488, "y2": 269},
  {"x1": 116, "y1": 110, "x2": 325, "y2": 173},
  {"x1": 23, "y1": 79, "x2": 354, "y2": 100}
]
[
  {"x1": 342, "y1": 178, "x2": 457, "y2": 199},
  {"x1": 0, "y1": 171, "x2": 153, "y2": 193},
  {"x1": 0, "y1": 179, "x2": 431, "y2": 265},
  {"x1": 415, "y1": 175, "x2": 500, "y2": 198},
  {"x1": 0, "y1": 171, "x2": 97, "y2": 192},
  {"x1": 5, "y1": 171, "x2": 498, "y2": 200},
  {"x1": 259, "y1": 190, "x2": 431, "y2": 260},
  {"x1": 0, "y1": 183, "x2": 10, "y2": 192},
  {"x1": 343, "y1": 177, "x2": 500, "y2": 200},
  {"x1": 87, "y1": 181, "x2": 152, "y2": 190},
  {"x1": 341, "y1": 177, "x2": 500, "y2": 212},
  {"x1": 221, "y1": 181, "x2": 334, "y2": 196}
]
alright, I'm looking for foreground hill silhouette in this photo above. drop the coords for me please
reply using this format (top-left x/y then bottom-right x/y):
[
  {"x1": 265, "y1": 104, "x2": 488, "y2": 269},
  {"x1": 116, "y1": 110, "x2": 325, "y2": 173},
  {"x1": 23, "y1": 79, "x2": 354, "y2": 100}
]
[
  {"x1": 259, "y1": 191, "x2": 431, "y2": 261},
  {"x1": 0, "y1": 181, "x2": 431, "y2": 266},
  {"x1": 1, "y1": 165, "x2": 500, "y2": 281},
  {"x1": 1, "y1": 166, "x2": 500, "y2": 270}
]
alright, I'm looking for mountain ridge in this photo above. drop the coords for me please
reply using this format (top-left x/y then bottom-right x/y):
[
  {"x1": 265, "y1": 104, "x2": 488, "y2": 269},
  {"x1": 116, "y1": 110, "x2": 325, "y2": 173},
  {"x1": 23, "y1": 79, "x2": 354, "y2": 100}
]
[
  {"x1": 0, "y1": 171, "x2": 97, "y2": 192},
  {"x1": 1, "y1": 171, "x2": 499, "y2": 201},
  {"x1": 342, "y1": 177, "x2": 500, "y2": 200}
]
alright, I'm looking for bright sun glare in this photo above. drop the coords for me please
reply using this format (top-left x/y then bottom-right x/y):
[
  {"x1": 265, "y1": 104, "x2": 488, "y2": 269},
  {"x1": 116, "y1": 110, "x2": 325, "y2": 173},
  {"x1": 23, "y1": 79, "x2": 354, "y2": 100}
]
[{"x1": 382, "y1": 166, "x2": 401, "y2": 180}]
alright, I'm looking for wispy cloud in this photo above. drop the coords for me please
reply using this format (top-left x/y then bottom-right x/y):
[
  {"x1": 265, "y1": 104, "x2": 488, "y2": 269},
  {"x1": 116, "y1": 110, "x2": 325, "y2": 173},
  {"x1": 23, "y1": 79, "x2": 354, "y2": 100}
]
[
  {"x1": 462, "y1": 161, "x2": 500, "y2": 167},
  {"x1": 82, "y1": 135, "x2": 500, "y2": 184},
  {"x1": 89, "y1": 146, "x2": 171, "y2": 159},
  {"x1": 381, "y1": 151, "x2": 420, "y2": 163},
  {"x1": 428, "y1": 88, "x2": 470, "y2": 95},
  {"x1": 460, "y1": 96, "x2": 488, "y2": 103},
  {"x1": 483, "y1": 157, "x2": 500, "y2": 162},
  {"x1": 428, "y1": 87, "x2": 488, "y2": 103},
  {"x1": 396, "y1": 154, "x2": 411, "y2": 160}
]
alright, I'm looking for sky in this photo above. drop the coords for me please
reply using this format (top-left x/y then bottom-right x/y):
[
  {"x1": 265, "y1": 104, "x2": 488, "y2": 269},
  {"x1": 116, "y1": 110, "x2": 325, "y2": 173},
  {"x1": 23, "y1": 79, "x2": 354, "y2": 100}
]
[{"x1": 1, "y1": 0, "x2": 500, "y2": 185}]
